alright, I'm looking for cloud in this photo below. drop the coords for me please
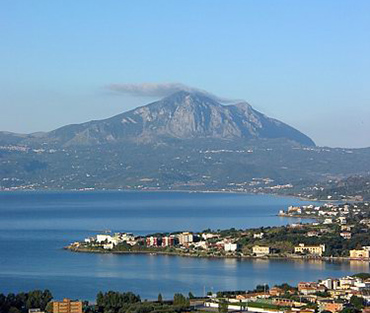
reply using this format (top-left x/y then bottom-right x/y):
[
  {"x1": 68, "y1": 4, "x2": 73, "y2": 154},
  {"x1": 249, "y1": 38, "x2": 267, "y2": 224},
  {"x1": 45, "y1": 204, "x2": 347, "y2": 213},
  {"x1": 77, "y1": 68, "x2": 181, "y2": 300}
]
[
  {"x1": 107, "y1": 82, "x2": 196, "y2": 97},
  {"x1": 106, "y1": 82, "x2": 240, "y2": 103}
]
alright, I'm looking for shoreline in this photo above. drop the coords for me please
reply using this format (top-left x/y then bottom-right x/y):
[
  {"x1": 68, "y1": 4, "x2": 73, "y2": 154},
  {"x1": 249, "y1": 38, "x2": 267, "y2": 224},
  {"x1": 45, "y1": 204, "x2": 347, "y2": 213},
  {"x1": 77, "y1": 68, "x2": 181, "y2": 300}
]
[
  {"x1": 65, "y1": 246, "x2": 370, "y2": 263},
  {"x1": 277, "y1": 213, "x2": 322, "y2": 220},
  {"x1": 0, "y1": 188, "x2": 332, "y2": 203}
]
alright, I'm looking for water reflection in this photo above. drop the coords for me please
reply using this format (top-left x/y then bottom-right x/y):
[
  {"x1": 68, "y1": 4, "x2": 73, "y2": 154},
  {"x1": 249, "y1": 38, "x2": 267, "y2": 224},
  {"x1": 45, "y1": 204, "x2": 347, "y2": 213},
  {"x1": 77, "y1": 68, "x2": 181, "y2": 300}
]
[
  {"x1": 252, "y1": 258, "x2": 270, "y2": 269},
  {"x1": 349, "y1": 260, "x2": 370, "y2": 272}
]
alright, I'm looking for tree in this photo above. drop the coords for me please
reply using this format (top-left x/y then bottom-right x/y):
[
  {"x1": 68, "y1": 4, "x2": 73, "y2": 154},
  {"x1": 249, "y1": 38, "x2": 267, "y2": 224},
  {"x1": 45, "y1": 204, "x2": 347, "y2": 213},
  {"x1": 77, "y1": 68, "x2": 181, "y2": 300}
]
[
  {"x1": 353, "y1": 273, "x2": 370, "y2": 280},
  {"x1": 342, "y1": 308, "x2": 360, "y2": 313},
  {"x1": 255, "y1": 284, "x2": 269, "y2": 293},
  {"x1": 173, "y1": 293, "x2": 189, "y2": 307},
  {"x1": 42, "y1": 290, "x2": 53, "y2": 309},
  {"x1": 96, "y1": 291, "x2": 105, "y2": 309},
  {"x1": 45, "y1": 302, "x2": 53, "y2": 313},
  {"x1": 8, "y1": 307, "x2": 21, "y2": 313},
  {"x1": 26, "y1": 290, "x2": 52, "y2": 310},
  {"x1": 95, "y1": 291, "x2": 141, "y2": 313},
  {"x1": 157, "y1": 293, "x2": 163, "y2": 303},
  {"x1": 188, "y1": 292, "x2": 195, "y2": 299},
  {"x1": 350, "y1": 295, "x2": 364, "y2": 310}
]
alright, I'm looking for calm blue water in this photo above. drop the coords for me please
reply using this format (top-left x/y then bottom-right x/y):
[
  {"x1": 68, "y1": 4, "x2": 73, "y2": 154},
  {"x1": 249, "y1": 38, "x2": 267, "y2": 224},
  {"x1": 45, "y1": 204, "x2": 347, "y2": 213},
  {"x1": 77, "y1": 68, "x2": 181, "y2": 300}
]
[{"x1": 0, "y1": 191, "x2": 367, "y2": 301}]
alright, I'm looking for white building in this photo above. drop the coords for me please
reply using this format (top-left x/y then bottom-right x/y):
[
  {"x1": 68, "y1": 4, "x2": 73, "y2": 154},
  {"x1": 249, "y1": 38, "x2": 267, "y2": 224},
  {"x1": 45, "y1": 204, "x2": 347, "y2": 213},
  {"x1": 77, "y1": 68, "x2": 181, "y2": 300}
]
[
  {"x1": 323, "y1": 218, "x2": 333, "y2": 224},
  {"x1": 320, "y1": 278, "x2": 340, "y2": 290},
  {"x1": 253, "y1": 232, "x2": 264, "y2": 239},
  {"x1": 119, "y1": 233, "x2": 135, "y2": 242},
  {"x1": 96, "y1": 234, "x2": 113, "y2": 243},
  {"x1": 224, "y1": 242, "x2": 238, "y2": 252},
  {"x1": 194, "y1": 241, "x2": 208, "y2": 250},
  {"x1": 103, "y1": 243, "x2": 114, "y2": 250},
  {"x1": 202, "y1": 233, "x2": 219, "y2": 240}
]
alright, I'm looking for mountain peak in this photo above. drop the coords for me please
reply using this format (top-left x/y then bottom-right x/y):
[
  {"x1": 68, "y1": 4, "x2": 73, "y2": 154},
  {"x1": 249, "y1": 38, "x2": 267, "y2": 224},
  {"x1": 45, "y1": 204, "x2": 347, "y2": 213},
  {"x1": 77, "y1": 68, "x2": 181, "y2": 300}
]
[
  {"x1": 161, "y1": 89, "x2": 220, "y2": 105},
  {"x1": 0, "y1": 89, "x2": 315, "y2": 147},
  {"x1": 112, "y1": 91, "x2": 315, "y2": 145}
]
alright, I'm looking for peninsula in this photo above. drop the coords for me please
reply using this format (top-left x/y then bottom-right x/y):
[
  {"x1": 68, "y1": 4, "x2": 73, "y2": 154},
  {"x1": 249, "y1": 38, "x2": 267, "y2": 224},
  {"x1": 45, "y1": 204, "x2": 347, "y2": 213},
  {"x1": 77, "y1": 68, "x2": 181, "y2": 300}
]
[{"x1": 66, "y1": 202, "x2": 370, "y2": 261}]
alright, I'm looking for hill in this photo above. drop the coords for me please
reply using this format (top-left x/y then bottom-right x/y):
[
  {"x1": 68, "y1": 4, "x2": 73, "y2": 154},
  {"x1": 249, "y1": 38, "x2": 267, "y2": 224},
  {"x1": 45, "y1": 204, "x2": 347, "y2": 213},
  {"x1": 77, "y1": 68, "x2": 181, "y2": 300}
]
[
  {"x1": 0, "y1": 91, "x2": 315, "y2": 147},
  {"x1": 1, "y1": 91, "x2": 370, "y2": 192}
]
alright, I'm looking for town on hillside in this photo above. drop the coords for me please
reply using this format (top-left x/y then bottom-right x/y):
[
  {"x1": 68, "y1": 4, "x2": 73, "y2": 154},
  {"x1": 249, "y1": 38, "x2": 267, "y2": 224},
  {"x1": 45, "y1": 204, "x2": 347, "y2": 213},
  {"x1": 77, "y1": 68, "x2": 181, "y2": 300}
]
[
  {"x1": 203, "y1": 273, "x2": 370, "y2": 313},
  {"x1": 67, "y1": 202, "x2": 370, "y2": 260}
]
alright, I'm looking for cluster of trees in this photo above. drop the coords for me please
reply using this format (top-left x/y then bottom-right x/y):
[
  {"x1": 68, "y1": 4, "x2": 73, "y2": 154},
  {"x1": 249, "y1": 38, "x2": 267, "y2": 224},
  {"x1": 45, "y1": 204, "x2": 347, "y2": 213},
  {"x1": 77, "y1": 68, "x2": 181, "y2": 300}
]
[
  {"x1": 96, "y1": 291, "x2": 141, "y2": 313},
  {"x1": 254, "y1": 284, "x2": 269, "y2": 293},
  {"x1": 95, "y1": 291, "x2": 191, "y2": 313},
  {"x1": 0, "y1": 290, "x2": 52, "y2": 313},
  {"x1": 172, "y1": 293, "x2": 190, "y2": 307},
  {"x1": 274, "y1": 283, "x2": 297, "y2": 292},
  {"x1": 216, "y1": 290, "x2": 246, "y2": 297},
  {"x1": 0, "y1": 289, "x2": 194, "y2": 313}
]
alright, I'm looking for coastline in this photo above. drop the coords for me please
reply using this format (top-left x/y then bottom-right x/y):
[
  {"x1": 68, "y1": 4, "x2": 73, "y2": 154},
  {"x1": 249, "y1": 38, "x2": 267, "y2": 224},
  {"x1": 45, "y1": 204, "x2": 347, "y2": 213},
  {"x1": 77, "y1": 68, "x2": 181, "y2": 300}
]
[
  {"x1": 64, "y1": 246, "x2": 370, "y2": 263},
  {"x1": 0, "y1": 187, "x2": 326, "y2": 203}
]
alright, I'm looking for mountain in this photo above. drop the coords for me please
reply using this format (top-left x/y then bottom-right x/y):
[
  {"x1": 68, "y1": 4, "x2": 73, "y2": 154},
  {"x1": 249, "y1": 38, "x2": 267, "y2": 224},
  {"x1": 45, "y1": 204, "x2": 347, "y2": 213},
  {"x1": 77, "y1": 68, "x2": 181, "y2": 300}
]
[
  {"x1": 0, "y1": 91, "x2": 315, "y2": 147},
  {"x1": 4, "y1": 90, "x2": 370, "y2": 192}
]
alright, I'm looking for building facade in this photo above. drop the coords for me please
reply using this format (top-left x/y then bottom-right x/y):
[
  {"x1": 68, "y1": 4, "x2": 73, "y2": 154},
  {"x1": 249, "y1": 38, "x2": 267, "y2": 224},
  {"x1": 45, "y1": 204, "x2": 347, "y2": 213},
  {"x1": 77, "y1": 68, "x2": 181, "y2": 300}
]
[
  {"x1": 252, "y1": 245, "x2": 270, "y2": 256},
  {"x1": 294, "y1": 244, "x2": 325, "y2": 256},
  {"x1": 178, "y1": 232, "x2": 193, "y2": 245},
  {"x1": 224, "y1": 242, "x2": 238, "y2": 252},
  {"x1": 350, "y1": 249, "x2": 370, "y2": 259},
  {"x1": 52, "y1": 299, "x2": 82, "y2": 313}
]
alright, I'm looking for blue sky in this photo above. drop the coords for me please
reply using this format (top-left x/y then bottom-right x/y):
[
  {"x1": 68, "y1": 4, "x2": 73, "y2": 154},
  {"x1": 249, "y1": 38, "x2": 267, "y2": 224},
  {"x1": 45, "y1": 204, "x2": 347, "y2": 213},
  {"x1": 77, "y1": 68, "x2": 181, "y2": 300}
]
[{"x1": 1, "y1": 1, "x2": 369, "y2": 148}]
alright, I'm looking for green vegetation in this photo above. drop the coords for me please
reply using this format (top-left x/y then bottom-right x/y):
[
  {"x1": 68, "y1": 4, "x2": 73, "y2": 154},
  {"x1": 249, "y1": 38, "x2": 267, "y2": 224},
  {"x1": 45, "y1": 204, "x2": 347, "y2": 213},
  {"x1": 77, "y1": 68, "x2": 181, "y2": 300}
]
[
  {"x1": 274, "y1": 283, "x2": 297, "y2": 292},
  {"x1": 72, "y1": 203, "x2": 370, "y2": 259},
  {"x1": 2, "y1": 137, "x2": 370, "y2": 194},
  {"x1": 350, "y1": 296, "x2": 365, "y2": 310},
  {"x1": 216, "y1": 291, "x2": 246, "y2": 298},
  {"x1": 352, "y1": 273, "x2": 370, "y2": 280},
  {"x1": 0, "y1": 290, "x2": 52, "y2": 313},
  {"x1": 173, "y1": 294, "x2": 190, "y2": 307},
  {"x1": 254, "y1": 285, "x2": 269, "y2": 293},
  {"x1": 308, "y1": 175, "x2": 370, "y2": 201},
  {"x1": 95, "y1": 291, "x2": 191, "y2": 313},
  {"x1": 340, "y1": 308, "x2": 360, "y2": 313},
  {"x1": 96, "y1": 291, "x2": 141, "y2": 313}
]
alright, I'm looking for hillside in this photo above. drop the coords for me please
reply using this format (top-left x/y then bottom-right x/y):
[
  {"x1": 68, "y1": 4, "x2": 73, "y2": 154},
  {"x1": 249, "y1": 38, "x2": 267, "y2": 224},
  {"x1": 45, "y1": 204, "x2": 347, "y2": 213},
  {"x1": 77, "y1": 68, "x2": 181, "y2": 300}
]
[
  {"x1": 0, "y1": 91, "x2": 315, "y2": 147},
  {"x1": 1, "y1": 91, "x2": 370, "y2": 192}
]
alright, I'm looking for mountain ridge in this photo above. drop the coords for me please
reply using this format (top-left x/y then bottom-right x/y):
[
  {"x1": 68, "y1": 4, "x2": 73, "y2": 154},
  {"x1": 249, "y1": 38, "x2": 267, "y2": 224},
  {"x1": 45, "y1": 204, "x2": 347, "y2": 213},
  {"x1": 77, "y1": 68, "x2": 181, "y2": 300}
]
[
  {"x1": 3, "y1": 91, "x2": 370, "y2": 193},
  {"x1": 0, "y1": 91, "x2": 315, "y2": 147}
]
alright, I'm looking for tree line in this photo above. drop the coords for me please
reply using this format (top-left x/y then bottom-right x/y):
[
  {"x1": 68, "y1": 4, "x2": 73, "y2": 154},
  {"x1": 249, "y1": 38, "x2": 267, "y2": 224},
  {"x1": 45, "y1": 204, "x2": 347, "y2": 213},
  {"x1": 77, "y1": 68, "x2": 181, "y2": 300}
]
[{"x1": 0, "y1": 290, "x2": 52, "y2": 313}]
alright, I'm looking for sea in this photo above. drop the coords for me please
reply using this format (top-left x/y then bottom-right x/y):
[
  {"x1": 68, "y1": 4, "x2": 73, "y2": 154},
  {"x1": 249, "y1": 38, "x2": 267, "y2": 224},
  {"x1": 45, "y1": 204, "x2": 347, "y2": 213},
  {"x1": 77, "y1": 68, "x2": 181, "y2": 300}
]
[{"x1": 0, "y1": 191, "x2": 368, "y2": 301}]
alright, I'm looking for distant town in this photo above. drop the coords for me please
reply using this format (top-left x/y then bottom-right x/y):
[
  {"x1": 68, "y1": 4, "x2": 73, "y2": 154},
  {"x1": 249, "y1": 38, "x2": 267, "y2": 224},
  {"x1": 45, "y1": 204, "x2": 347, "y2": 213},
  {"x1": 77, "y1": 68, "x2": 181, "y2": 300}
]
[
  {"x1": 67, "y1": 202, "x2": 370, "y2": 260},
  {"x1": 1, "y1": 142, "x2": 369, "y2": 203}
]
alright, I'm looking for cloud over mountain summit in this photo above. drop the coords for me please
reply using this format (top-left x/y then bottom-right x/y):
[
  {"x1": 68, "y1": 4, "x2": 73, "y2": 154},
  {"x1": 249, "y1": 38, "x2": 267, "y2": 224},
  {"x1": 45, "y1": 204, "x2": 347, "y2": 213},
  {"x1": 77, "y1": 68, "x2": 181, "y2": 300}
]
[{"x1": 106, "y1": 82, "x2": 238, "y2": 103}]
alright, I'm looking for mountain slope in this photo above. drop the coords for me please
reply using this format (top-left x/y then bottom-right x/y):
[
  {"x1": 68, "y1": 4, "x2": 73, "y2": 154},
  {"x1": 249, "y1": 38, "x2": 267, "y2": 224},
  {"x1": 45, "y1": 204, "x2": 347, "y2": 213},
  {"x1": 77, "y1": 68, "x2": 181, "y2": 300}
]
[
  {"x1": 6, "y1": 91, "x2": 314, "y2": 147},
  {"x1": 5, "y1": 91, "x2": 370, "y2": 193}
]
